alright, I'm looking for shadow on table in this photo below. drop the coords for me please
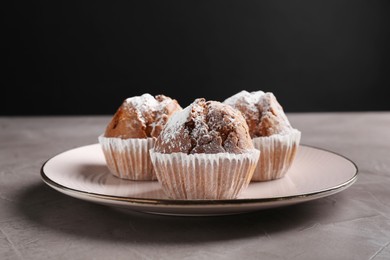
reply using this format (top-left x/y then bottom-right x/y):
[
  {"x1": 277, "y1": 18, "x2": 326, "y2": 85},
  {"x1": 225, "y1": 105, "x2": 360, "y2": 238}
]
[{"x1": 16, "y1": 182, "x2": 337, "y2": 244}]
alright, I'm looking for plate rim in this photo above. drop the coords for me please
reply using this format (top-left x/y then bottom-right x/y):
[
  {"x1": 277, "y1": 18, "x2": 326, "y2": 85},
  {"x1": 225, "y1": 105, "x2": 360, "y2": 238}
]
[{"x1": 40, "y1": 144, "x2": 358, "y2": 207}]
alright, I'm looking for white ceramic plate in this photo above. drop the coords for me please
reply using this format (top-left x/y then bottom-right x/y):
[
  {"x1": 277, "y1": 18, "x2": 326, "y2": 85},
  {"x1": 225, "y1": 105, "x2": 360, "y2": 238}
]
[{"x1": 41, "y1": 144, "x2": 358, "y2": 216}]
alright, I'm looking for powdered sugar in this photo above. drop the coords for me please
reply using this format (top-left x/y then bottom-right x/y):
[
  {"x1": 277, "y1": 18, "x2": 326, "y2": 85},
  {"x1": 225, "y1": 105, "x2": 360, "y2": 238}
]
[
  {"x1": 125, "y1": 94, "x2": 159, "y2": 112},
  {"x1": 158, "y1": 105, "x2": 191, "y2": 144},
  {"x1": 224, "y1": 90, "x2": 264, "y2": 112},
  {"x1": 225, "y1": 90, "x2": 271, "y2": 111},
  {"x1": 189, "y1": 99, "x2": 209, "y2": 141}
]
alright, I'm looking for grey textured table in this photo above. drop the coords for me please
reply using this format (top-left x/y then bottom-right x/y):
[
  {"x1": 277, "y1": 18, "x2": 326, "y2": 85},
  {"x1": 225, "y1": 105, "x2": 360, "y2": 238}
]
[{"x1": 1, "y1": 113, "x2": 390, "y2": 260}]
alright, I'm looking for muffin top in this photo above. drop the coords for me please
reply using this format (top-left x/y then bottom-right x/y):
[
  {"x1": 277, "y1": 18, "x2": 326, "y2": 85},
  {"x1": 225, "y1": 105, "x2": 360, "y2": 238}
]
[
  {"x1": 223, "y1": 90, "x2": 293, "y2": 138},
  {"x1": 104, "y1": 94, "x2": 182, "y2": 139},
  {"x1": 154, "y1": 98, "x2": 254, "y2": 154}
]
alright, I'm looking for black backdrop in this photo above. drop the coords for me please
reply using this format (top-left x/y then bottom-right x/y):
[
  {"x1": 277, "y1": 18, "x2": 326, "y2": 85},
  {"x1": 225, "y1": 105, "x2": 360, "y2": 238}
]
[{"x1": 3, "y1": 0, "x2": 390, "y2": 115}]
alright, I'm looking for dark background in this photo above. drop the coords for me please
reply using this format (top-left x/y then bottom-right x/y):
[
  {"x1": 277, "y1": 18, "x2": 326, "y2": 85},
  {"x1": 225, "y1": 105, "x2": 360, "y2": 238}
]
[{"x1": 3, "y1": 0, "x2": 390, "y2": 115}]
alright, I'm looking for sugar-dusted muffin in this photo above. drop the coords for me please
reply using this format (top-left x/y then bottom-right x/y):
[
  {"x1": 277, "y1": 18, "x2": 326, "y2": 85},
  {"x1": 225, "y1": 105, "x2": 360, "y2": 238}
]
[
  {"x1": 150, "y1": 98, "x2": 260, "y2": 200},
  {"x1": 99, "y1": 94, "x2": 182, "y2": 180},
  {"x1": 224, "y1": 90, "x2": 301, "y2": 181}
]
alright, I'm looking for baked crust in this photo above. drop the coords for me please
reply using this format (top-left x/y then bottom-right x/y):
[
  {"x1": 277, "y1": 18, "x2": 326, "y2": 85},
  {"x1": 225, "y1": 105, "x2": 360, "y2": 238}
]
[
  {"x1": 224, "y1": 91, "x2": 293, "y2": 137},
  {"x1": 104, "y1": 94, "x2": 182, "y2": 139},
  {"x1": 154, "y1": 98, "x2": 254, "y2": 154}
]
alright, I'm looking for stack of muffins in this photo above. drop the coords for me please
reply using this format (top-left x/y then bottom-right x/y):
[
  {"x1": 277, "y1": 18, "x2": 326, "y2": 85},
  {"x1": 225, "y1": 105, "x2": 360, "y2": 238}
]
[{"x1": 99, "y1": 91, "x2": 301, "y2": 200}]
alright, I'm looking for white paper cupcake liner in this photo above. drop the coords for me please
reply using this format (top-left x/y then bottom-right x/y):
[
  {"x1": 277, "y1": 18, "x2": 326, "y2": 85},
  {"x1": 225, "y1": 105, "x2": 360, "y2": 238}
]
[
  {"x1": 251, "y1": 129, "x2": 301, "y2": 181},
  {"x1": 98, "y1": 135, "x2": 156, "y2": 180},
  {"x1": 150, "y1": 149, "x2": 260, "y2": 200}
]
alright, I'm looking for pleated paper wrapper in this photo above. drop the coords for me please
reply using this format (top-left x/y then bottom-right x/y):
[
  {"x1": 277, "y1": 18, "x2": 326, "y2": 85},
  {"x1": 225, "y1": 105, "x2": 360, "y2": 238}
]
[
  {"x1": 150, "y1": 149, "x2": 260, "y2": 200},
  {"x1": 98, "y1": 136, "x2": 156, "y2": 180},
  {"x1": 251, "y1": 129, "x2": 301, "y2": 181}
]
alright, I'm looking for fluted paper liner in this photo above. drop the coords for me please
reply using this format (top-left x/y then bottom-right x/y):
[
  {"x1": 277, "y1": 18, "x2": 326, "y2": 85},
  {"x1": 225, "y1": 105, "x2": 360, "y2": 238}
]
[
  {"x1": 150, "y1": 149, "x2": 260, "y2": 200},
  {"x1": 252, "y1": 129, "x2": 301, "y2": 181},
  {"x1": 98, "y1": 136, "x2": 156, "y2": 180}
]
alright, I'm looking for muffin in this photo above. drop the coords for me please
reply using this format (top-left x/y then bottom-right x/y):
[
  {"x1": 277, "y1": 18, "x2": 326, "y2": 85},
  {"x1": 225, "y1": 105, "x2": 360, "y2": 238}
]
[
  {"x1": 99, "y1": 93, "x2": 182, "y2": 180},
  {"x1": 224, "y1": 90, "x2": 301, "y2": 181},
  {"x1": 150, "y1": 98, "x2": 260, "y2": 200}
]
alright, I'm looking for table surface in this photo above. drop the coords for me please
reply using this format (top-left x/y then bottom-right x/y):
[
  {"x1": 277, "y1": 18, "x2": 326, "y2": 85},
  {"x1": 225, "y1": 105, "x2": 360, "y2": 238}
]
[{"x1": 1, "y1": 112, "x2": 390, "y2": 260}]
